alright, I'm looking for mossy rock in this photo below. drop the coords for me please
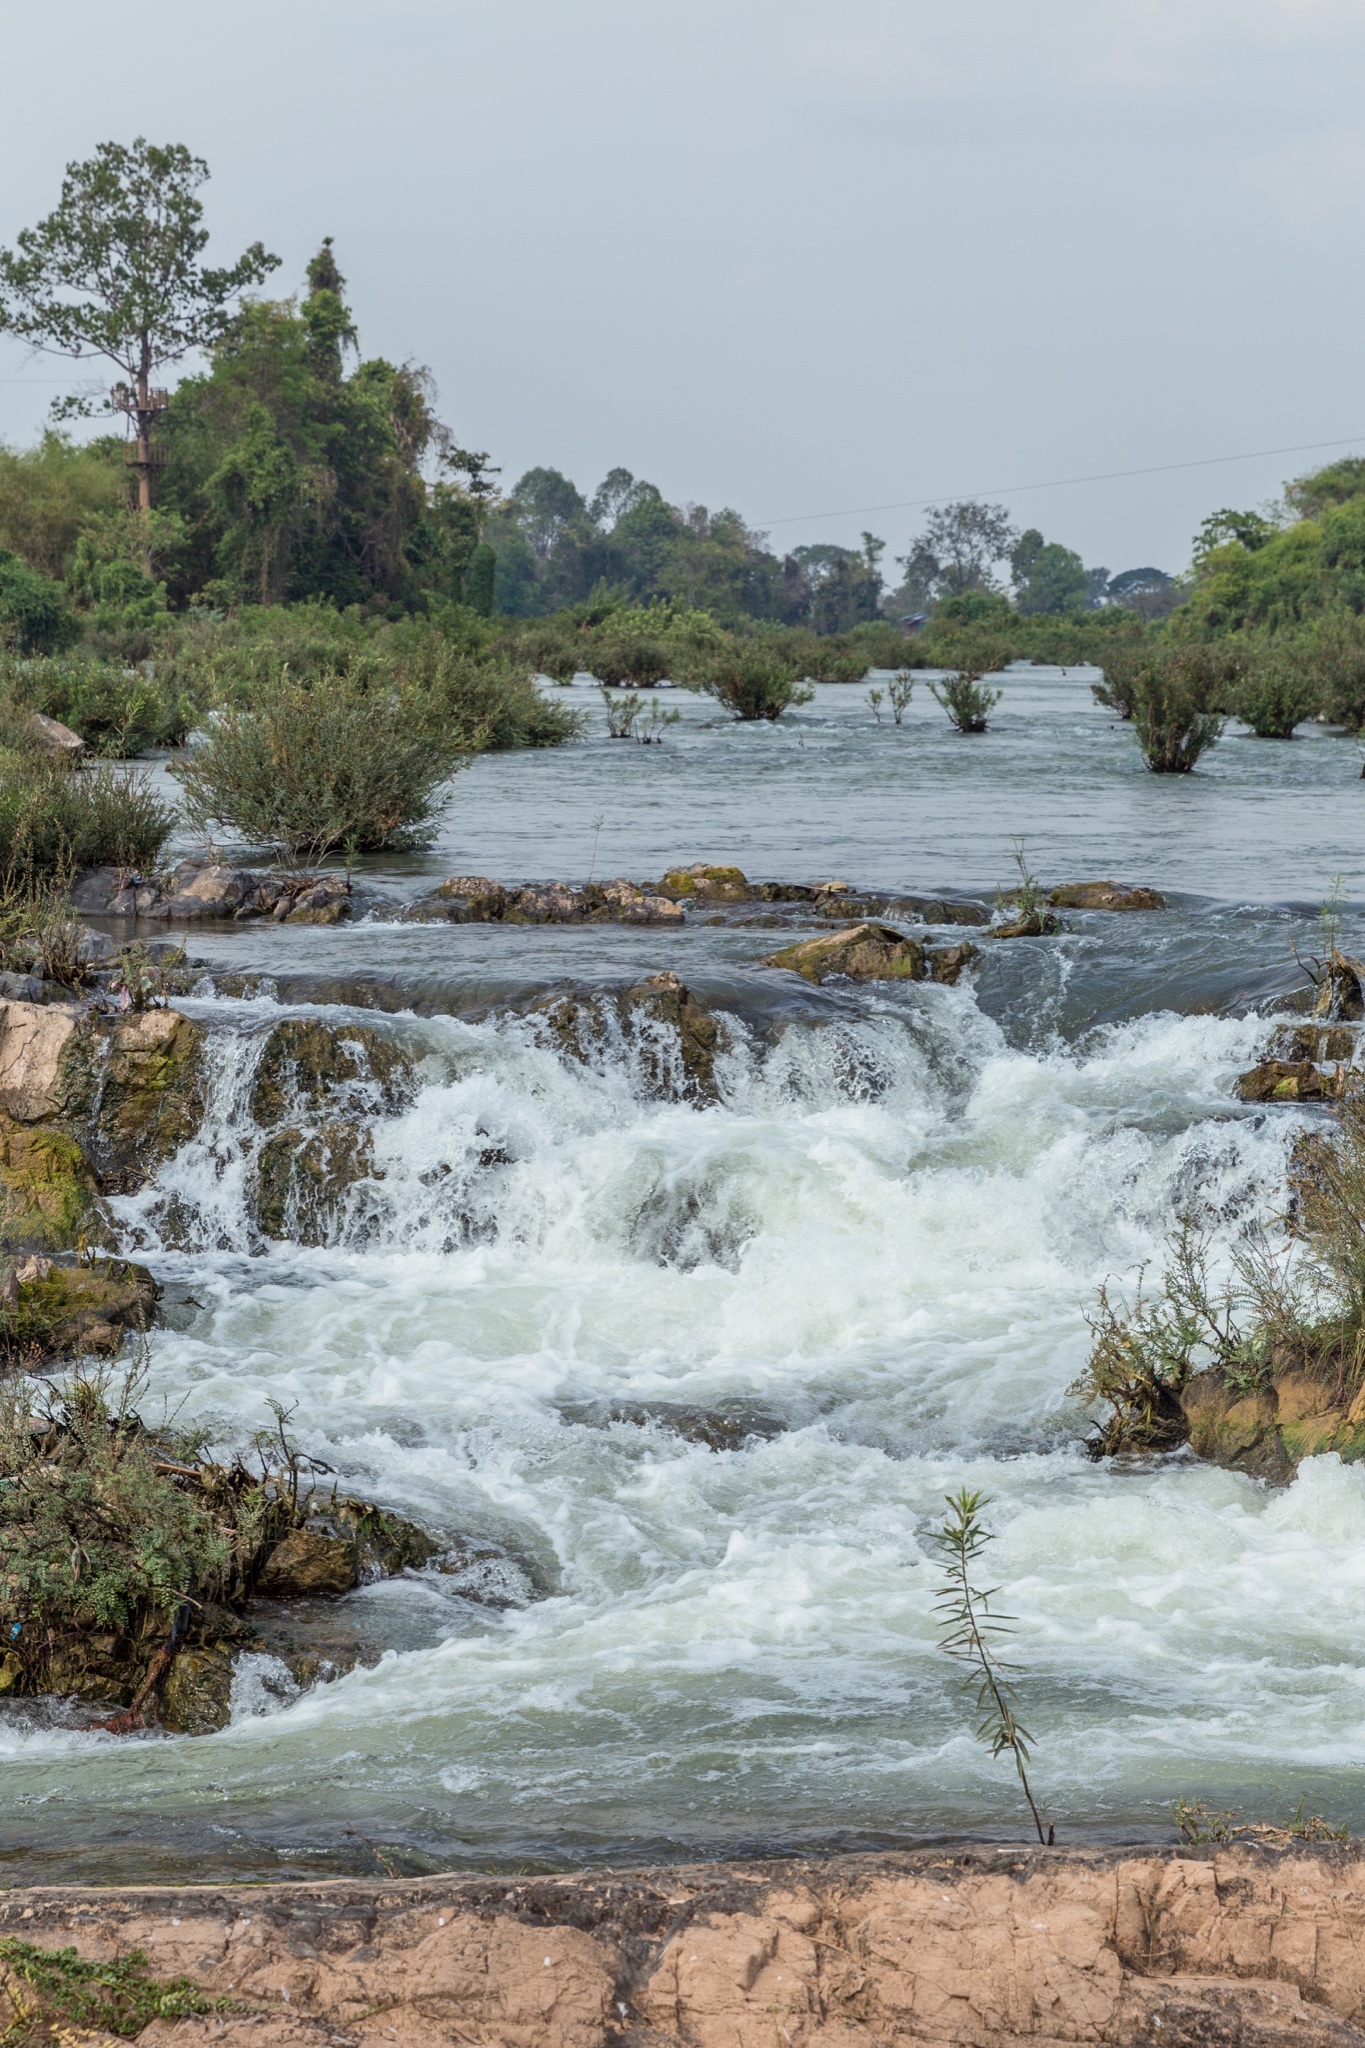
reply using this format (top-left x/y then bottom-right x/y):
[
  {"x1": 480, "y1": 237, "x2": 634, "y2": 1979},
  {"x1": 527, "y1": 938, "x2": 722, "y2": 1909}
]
[
  {"x1": 0, "y1": 1254, "x2": 158, "y2": 1357},
  {"x1": 0, "y1": 1117, "x2": 111, "y2": 1253},
  {"x1": 927, "y1": 942, "x2": 979, "y2": 986},
  {"x1": 1180, "y1": 1365, "x2": 1365, "y2": 1480},
  {"x1": 251, "y1": 1018, "x2": 414, "y2": 1127},
  {"x1": 254, "y1": 1121, "x2": 377, "y2": 1242},
  {"x1": 87, "y1": 1009, "x2": 206, "y2": 1194},
  {"x1": 533, "y1": 972, "x2": 723, "y2": 1102},
  {"x1": 763, "y1": 923, "x2": 927, "y2": 985},
  {"x1": 159, "y1": 1645, "x2": 235, "y2": 1733},
  {"x1": 1047, "y1": 880, "x2": 1166, "y2": 911},
  {"x1": 1237, "y1": 1060, "x2": 1337, "y2": 1104},
  {"x1": 659, "y1": 863, "x2": 751, "y2": 902}
]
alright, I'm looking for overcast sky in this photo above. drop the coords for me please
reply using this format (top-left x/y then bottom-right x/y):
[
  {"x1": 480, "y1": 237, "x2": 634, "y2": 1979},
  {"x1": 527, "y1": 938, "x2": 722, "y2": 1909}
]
[{"x1": 3, "y1": 0, "x2": 1363, "y2": 579}]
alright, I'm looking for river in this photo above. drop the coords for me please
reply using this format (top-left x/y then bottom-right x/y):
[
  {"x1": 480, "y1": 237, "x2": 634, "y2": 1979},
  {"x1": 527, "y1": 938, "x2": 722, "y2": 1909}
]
[{"x1": 2, "y1": 668, "x2": 1363, "y2": 1884}]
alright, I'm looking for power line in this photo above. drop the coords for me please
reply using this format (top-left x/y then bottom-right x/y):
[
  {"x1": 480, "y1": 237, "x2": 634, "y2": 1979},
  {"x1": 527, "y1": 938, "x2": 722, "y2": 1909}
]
[{"x1": 759, "y1": 433, "x2": 1365, "y2": 529}]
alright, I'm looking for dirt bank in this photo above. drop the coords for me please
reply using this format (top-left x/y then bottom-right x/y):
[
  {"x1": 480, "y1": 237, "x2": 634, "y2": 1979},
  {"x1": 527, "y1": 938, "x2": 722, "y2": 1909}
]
[{"x1": 7, "y1": 1842, "x2": 1365, "y2": 2045}]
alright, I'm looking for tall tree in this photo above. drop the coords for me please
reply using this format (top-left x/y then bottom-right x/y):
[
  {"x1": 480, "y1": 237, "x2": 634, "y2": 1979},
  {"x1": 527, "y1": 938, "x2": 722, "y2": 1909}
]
[{"x1": 0, "y1": 139, "x2": 277, "y2": 558}]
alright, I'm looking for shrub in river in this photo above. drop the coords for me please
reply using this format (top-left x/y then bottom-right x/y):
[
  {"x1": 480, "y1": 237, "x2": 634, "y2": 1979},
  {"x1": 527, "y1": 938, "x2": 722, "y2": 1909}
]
[
  {"x1": 1301, "y1": 612, "x2": 1365, "y2": 729},
  {"x1": 0, "y1": 651, "x2": 200, "y2": 754},
  {"x1": 1090, "y1": 640, "x2": 1146, "y2": 719},
  {"x1": 602, "y1": 687, "x2": 644, "y2": 738},
  {"x1": 0, "y1": 753, "x2": 175, "y2": 882},
  {"x1": 934, "y1": 1487, "x2": 1050, "y2": 1846},
  {"x1": 1129, "y1": 647, "x2": 1233, "y2": 771},
  {"x1": 887, "y1": 672, "x2": 913, "y2": 724},
  {"x1": 992, "y1": 844, "x2": 1061, "y2": 937},
  {"x1": 170, "y1": 669, "x2": 478, "y2": 860},
  {"x1": 698, "y1": 645, "x2": 814, "y2": 721},
  {"x1": 1228, "y1": 643, "x2": 1319, "y2": 738},
  {"x1": 929, "y1": 666, "x2": 1004, "y2": 733}
]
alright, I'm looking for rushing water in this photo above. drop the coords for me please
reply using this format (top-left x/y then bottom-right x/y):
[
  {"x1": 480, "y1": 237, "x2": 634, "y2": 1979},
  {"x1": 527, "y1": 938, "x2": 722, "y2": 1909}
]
[{"x1": 5, "y1": 670, "x2": 1365, "y2": 1883}]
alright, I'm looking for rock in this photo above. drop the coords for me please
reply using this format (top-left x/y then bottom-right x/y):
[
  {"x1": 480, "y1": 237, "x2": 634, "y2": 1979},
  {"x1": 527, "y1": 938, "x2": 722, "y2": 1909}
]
[
  {"x1": 1272, "y1": 1023, "x2": 1359, "y2": 1063},
  {"x1": 1047, "y1": 880, "x2": 1167, "y2": 910},
  {"x1": 285, "y1": 873, "x2": 352, "y2": 924},
  {"x1": 70, "y1": 865, "x2": 138, "y2": 915},
  {"x1": 250, "y1": 1018, "x2": 414, "y2": 1127},
  {"x1": 884, "y1": 894, "x2": 992, "y2": 926},
  {"x1": 505, "y1": 882, "x2": 583, "y2": 923},
  {"x1": 164, "y1": 863, "x2": 254, "y2": 920},
  {"x1": 28, "y1": 710, "x2": 85, "y2": 755},
  {"x1": 927, "y1": 941, "x2": 979, "y2": 985},
  {"x1": 581, "y1": 878, "x2": 685, "y2": 924},
  {"x1": 755, "y1": 882, "x2": 817, "y2": 902},
  {"x1": 255, "y1": 1526, "x2": 360, "y2": 1597},
  {"x1": 157, "y1": 1646, "x2": 235, "y2": 1734},
  {"x1": 1180, "y1": 1364, "x2": 1365, "y2": 1481},
  {"x1": 991, "y1": 907, "x2": 1062, "y2": 938},
  {"x1": 534, "y1": 971, "x2": 724, "y2": 1102},
  {"x1": 434, "y1": 875, "x2": 510, "y2": 918},
  {"x1": 763, "y1": 923, "x2": 927, "y2": 985},
  {"x1": 0, "y1": 999, "x2": 85, "y2": 1122},
  {"x1": 659, "y1": 863, "x2": 752, "y2": 902},
  {"x1": 0, "y1": 1252, "x2": 158, "y2": 1356},
  {"x1": 86, "y1": 1008, "x2": 205, "y2": 1193},
  {"x1": 1314, "y1": 953, "x2": 1365, "y2": 1022},
  {"x1": 75, "y1": 929, "x2": 115, "y2": 964},
  {"x1": 254, "y1": 1121, "x2": 377, "y2": 1242},
  {"x1": 0, "y1": 973, "x2": 41, "y2": 1003},
  {"x1": 1237, "y1": 1059, "x2": 1338, "y2": 1103},
  {"x1": 0, "y1": 1117, "x2": 110, "y2": 1252}
]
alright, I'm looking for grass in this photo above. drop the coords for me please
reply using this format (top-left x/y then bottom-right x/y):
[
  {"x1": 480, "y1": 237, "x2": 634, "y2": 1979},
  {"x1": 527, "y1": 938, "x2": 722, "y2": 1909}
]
[{"x1": 0, "y1": 1938, "x2": 224, "y2": 2042}]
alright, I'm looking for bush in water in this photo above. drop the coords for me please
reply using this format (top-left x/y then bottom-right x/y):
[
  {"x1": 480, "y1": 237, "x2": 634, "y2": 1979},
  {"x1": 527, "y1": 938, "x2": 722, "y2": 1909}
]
[
  {"x1": 0, "y1": 651, "x2": 200, "y2": 755},
  {"x1": 1129, "y1": 647, "x2": 1231, "y2": 771},
  {"x1": 1302, "y1": 611, "x2": 1365, "y2": 730},
  {"x1": 698, "y1": 645, "x2": 814, "y2": 721},
  {"x1": 172, "y1": 670, "x2": 479, "y2": 861},
  {"x1": 0, "y1": 748, "x2": 174, "y2": 883},
  {"x1": 1228, "y1": 642, "x2": 1319, "y2": 738},
  {"x1": 1090, "y1": 640, "x2": 1146, "y2": 720}
]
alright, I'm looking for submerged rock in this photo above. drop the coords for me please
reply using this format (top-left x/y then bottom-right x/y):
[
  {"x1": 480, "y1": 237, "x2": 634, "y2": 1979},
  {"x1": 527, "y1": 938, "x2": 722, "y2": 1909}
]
[
  {"x1": 1047, "y1": 880, "x2": 1167, "y2": 910},
  {"x1": 763, "y1": 923, "x2": 927, "y2": 985},
  {"x1": 248, "y1": 1019, "x2": 414, "y2": 1242},
  {"x1": 254, "y1": 1121, "x2": 376, "y2": 1243},
  {"x1": 250, "y1": 1017, "x2": 414, "y2": 1126},
  {"x1": 534, "y1": 971, "x2": 723, "y2": 1102},
  {"x1": 408, "y1": 875, "x2": 681, "y2": 925}
]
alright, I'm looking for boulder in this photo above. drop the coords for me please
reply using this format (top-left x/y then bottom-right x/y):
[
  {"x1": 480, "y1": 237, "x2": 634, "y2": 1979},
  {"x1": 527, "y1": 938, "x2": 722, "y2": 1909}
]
[
  {"x1": 70, "y1": 865, "x2": 141, "y2": 916},
  {"x1": 0, "y1": 973, "x2": 41, "y2": 1004},
  {"x1": 1237, "y1": 1059, "x2": 1337, "y2": 1104},
  {"x1": 85, "y1": 1008, "x2": 205, "y2": 1193},
  {"x1": 883, "y1": 895, "x2": 992, "y2": 927},
  {"x1": 250, "y1": 1018, "x2": 414, "y2": 1126},
  {"x1": 0, "y1": 999, "x2": 86, "y2": 1122},
  {"x1": 255, "y1": 1527, "x2": 360, "y2": 1598},
  {"x1": 1047, "y1": 880, "x2": 1167, "y2": 910},
  {"x1": 1180, "y1": 1364, "x2": 1365, "y2": 1481},
  {"x1": 659, "y1": 863, "x2": 752, "y2": 902},
  {"x1": 285, "y1": 873, "x2": 352, "y2": 925},
  {"x1": 416, "y1": 875, "x2": 511, "y2": 922},
  {"x1": 158, "y1": 1646, "x2": 235, "y2": 1734},
  {"x1": 0, "y1": 1252, "x2": 158, "y2": 1356},
  {"x1": 991, "y1": 907, "x2": 1062, "y2": 938},
  {"x1": 254, "y1": 1121, "x2": 377, "y2": 1243},
  {"x1": 163, "y1": 864, "x2": 254, "y2": 920},
  {"x1": 581, "y1": 878, "x2": 685, "y2": 924},
  {"x1": 1272, "y1": 1023, "x2": 1359, "y2": 1064},
  {"x1": 0, "y1": 1118, "x2": 110, "y2": 1252},
  {"x1": 928, "y1": 941, "x2": 979, "y2": 985},
  {"x1": 1314, "y1": 953, "x2": 1365, "y2": 1023},
  {"x1": 29, "y1": 711, "x2": 84, "y2": 755},
  {"x1": 763, "y1": 923, "x2": 927, "y2": 985},
  {"x1": 505, "y1": 882, "x2": 583, "y2": 923}
]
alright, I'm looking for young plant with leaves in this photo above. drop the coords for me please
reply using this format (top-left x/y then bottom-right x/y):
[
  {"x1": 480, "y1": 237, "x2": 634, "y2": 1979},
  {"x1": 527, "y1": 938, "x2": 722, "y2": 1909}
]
[{"x1": 934, "y1": 1487, "x2": 1050, "y2": 1845}]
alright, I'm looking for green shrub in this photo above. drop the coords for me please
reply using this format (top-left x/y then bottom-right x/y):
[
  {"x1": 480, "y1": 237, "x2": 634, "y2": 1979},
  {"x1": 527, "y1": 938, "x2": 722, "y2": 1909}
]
[
  {"x1": 1090, "y1": 640, "x2": 1146, "y2": 719},
  {"x1": 1302, "y1": 613, "x2": 1365, "y2": 729},
  {"x1": 0, "y1": 653, "x2": 200, "y2": 754},
  {"x1": 928, "y1": 642, "x2": 1008, "y2": 732},
  {"x1": 1130, "y1": 647, "x2": 1232, "y2": 771},
  {"x1": 0, "y1": 550, "x2": 78, "y2": 655},
  {"x1": 1229, "y1": 643, "x2": 1319, "y2": 737},
  {"x1": 697, "y1": 645, "x2": 814, "y2": 721},
  {"x1": 171, "y1": 669, "x2": 476, "y2": 859},
  {"x1": 0, "y1": 754, "x2": 175, "y2": 881}
]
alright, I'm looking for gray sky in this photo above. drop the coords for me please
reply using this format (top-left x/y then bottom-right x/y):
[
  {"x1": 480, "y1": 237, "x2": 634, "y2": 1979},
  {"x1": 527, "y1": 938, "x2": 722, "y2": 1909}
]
[{"x1": 2, "y1": 0, "x2": 1363, "y2": 579}]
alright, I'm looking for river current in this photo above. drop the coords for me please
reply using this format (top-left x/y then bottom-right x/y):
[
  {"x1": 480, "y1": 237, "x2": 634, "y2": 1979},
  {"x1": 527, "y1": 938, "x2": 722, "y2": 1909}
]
[{"x1": 4, "y1": 668, "x2": 1365, "y2": 1884}]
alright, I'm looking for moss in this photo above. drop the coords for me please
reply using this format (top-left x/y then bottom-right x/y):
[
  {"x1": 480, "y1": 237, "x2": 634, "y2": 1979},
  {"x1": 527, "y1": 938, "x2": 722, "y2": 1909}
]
[
  {"x1": 0, "y1": 1116, "x2": 110, "y2": 1252},
  {"x1": 89, "y1": 1010, "x2": 205, "y2": 1193},
  {"x1": 0, "y1": 1255, "x2": 158, "y2": 1358},
  {"x1": 660, "y1": 863, "x2": 751, "y2": 901}
]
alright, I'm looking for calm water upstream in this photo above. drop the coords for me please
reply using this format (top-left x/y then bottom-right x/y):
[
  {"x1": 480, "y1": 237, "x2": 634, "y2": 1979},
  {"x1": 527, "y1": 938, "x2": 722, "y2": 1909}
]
[{"x1": 4, "y1": 668, "x2": 1365, "y2": 1883}]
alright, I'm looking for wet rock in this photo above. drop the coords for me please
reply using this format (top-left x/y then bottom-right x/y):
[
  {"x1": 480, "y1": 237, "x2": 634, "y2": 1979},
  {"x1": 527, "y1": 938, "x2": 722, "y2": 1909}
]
[
  {"x1": 256, "y1": 1526, "x2": 361, "y2": 1598},
  {"x1": 250, "y1": 1018, "x2": 414, "y2": 1127},
  {"x1": 1314, "y1": 952, "x2": 1365, "y2": 1022},
  {"x1": 570, "y1": 1399, "x2": 788, "y2": 1451},
  {"x1": 505, "y1": 881, "x2": 583, "y2": 923},
  {"x1": 1272, "y1": 1023, "x2": 1360, "y2": 1064},
  {"x1": 0, "y1": 1252, "x2": 158, "y2": 1356},
  {"x1": 991, "y1": 907, "x2": 1063, "y2": 938},
  {"x1": 285, "y1": 873, "x2": 352, "y2": 925},
  {"x1": 158, "y1": 1645, "x2": 235, "y2": 1734},
  {"x1": 534, "y1": 971, "x2": 724, "y2": 1102},
  {"x1": 0, "y1": 1119, "x2": 110, "y2": 1252},
  {"x1": 29, "y1": 710, "x2": 84, "y2": 755},
  {"x1": 580, "y1": 878, "x2": 684, "y2": 924},
  {"x1": 86, "y1": 1007, "x2": 205, "y2": 1193},
  {"x1": 410, "y1": 874, "x2": 511, "y2": 922},
  {"x1": 254, "y1": 1121, "x2": 376, "y2": 1243},
  {"x1": 1180, "y1": 1365, "x2": 1365, "y2": 1481},
  {"x1": 659, "y1": 862, "x2": 752, "y2": 902},
  {"x1": 1047, "y1": 879, "x2": 1167, "y2": 910},
  {"x1": 884, "y1": 894, "x2": 992, "y2": 926},
  {"x1": 763, "y1": 923, "x2": 927, "y2": 985},
  {"x1": 927, "y1": 941, "x2": 979, "y2": 985},
  {"x1": 1237, "y1": 1059, "x2": 1338, "y2": 1103},
  {"x1": 755, "y1": 882, "x2": 817, "y2": 903}
]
